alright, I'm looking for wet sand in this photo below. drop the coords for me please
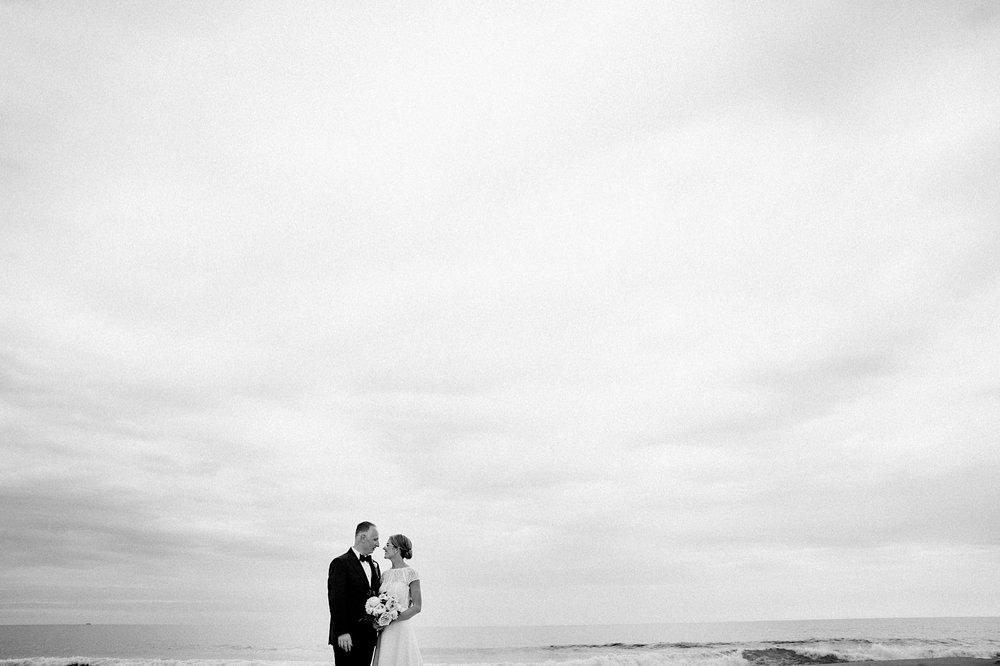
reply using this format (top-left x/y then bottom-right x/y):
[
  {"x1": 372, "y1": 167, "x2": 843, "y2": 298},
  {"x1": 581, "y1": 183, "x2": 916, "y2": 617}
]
[{"x1": 837, "y1": 657, "x2": 1000, "y2": 666}]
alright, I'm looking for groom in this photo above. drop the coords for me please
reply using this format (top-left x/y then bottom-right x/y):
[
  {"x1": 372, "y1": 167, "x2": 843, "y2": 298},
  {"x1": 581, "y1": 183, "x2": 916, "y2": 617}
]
[{"x1": 328, "y1": 521, "x2": 381, "y2": 666}]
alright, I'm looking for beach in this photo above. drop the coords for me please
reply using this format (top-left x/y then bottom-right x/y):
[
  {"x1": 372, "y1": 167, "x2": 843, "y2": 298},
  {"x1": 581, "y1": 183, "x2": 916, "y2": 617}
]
[
  {"x1": 839, "y1": 660, "x2": 995, "y2": 666},
  {"x1": 1, "y1": 618, "x2": 998, "y2": 666}
]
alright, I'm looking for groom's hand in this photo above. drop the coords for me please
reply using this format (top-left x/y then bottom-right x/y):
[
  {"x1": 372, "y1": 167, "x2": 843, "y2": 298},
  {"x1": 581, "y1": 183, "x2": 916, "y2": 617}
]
[{"x1": 337, "y1": 633, "x2": 352, "y2": 652}]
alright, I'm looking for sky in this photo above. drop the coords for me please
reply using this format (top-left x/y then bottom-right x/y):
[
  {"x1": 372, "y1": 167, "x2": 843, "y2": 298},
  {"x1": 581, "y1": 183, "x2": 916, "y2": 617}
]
[{"x1": 2, "y1": 1, "x2": 1000, "y2": 630}]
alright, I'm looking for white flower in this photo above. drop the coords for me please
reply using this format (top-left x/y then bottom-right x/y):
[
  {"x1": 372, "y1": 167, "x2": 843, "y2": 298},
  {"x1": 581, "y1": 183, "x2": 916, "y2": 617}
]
[{"x1": 366, "y1": 592, "x2": 402, "y2": 629}]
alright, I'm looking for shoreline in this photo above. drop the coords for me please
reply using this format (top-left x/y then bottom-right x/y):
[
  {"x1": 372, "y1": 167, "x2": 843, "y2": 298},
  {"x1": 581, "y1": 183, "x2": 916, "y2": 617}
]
[
  {"x1": 1, "y1": 656, "x2": 998, "y2": 666},
  {"x1": 838, "y1": 657, "x2": 1000, "y2": 666}
]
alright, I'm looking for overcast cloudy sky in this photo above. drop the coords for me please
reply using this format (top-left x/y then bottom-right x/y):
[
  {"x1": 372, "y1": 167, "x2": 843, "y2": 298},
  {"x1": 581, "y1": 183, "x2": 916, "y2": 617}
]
[{"x1": 2, "y1": 1, "x2": 999, "y2": 631}]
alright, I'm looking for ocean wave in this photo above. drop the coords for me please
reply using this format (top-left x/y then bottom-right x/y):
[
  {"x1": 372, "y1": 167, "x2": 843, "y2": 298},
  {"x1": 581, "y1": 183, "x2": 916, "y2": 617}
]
[
  {"x1": 3, "y1": 638, "x2": 998, "y2": 666},
  {"x1": 789, "y1": 639, "x2": 1000, "y2": 663},
  {"x1": 434, "y1": 639, "x2": 1000, "y2": 666}
]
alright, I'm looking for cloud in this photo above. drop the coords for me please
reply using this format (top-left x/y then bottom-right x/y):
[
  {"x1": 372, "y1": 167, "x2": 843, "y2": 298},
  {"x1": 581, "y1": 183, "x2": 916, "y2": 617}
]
[{"x1": 2, "y1": 1, "x2": 999, "y2": 626}]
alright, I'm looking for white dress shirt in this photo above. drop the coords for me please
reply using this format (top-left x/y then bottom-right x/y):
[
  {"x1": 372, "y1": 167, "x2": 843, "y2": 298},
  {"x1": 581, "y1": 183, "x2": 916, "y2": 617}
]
[{"x1": 352, "y1": 547, "x2": 373, "y2": 586}]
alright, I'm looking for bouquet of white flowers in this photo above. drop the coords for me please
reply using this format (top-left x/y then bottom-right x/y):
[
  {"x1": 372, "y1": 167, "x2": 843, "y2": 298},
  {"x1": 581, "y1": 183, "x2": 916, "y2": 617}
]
[{"x1": 365, "y1": 592, "x2": 401, "y2": 629}]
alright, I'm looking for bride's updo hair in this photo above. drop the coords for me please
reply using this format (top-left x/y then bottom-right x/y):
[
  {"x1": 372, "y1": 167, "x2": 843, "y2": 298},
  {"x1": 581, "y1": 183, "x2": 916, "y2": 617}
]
[{"x1": 389, "y1": 534, "x2": 413, "y2": 560}]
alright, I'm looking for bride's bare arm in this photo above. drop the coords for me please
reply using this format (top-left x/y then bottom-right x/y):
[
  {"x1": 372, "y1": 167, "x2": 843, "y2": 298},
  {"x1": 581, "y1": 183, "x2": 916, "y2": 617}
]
[{"x1": 396, "y1": 580, "x2": 422, "y2": 621}]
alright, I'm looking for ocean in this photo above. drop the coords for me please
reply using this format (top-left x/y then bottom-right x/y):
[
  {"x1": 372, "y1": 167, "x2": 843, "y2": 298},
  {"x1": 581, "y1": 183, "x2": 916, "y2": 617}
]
[{"x1": 1, "y1": 617, "x2": 998, "y2": 666}]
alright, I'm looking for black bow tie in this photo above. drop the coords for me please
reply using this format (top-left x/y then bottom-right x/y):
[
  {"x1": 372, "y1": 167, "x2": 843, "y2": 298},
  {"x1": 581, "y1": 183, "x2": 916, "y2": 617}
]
[{"x1": 360, "y1": 554, "x2": 373, "y2": 563}]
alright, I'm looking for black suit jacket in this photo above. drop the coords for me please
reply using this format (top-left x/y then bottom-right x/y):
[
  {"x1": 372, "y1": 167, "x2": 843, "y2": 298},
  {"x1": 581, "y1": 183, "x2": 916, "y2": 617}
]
[{"x1": 328, "y1": 549, "x2": 381, "y2": 646}]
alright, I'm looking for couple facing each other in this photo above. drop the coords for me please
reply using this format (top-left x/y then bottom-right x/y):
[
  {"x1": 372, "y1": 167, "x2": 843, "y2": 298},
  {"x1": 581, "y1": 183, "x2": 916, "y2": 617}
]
[{"x1": 328, "y1": 521, "x2": 423, "y2": 666}]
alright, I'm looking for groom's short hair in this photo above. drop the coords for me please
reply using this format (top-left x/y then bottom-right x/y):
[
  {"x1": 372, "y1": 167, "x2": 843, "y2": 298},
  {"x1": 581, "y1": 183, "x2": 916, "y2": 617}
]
[{"x1": 355, "y1": 521, "x2": 376, "y2": 536}]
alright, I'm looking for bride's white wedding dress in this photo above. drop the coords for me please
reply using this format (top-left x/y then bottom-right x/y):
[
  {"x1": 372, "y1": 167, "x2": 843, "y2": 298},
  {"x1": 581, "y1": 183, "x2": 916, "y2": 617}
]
[{"x1": 373, "y1": 566, "x2": 422, "y2": 666}]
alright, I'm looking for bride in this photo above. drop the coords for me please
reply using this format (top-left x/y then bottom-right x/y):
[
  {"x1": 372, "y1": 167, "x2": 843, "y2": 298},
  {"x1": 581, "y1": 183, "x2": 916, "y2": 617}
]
[{"x1": 373, "y1": 534, "x2": 423, "y2": 666}]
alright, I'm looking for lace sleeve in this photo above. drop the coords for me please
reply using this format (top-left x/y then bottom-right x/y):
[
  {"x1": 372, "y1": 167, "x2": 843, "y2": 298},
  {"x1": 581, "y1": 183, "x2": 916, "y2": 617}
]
[{"x1": 406, "y1": 568, "x2": 420, "y2": 585}]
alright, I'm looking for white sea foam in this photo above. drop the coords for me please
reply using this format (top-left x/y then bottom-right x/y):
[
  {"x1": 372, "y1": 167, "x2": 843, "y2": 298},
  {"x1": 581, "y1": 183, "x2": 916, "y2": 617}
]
[{"x1": 794, "y1": 638, "x2": 1000, "y2": 662}]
